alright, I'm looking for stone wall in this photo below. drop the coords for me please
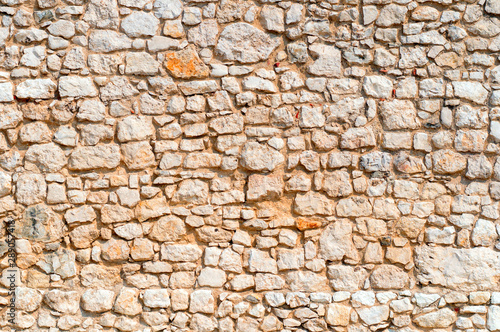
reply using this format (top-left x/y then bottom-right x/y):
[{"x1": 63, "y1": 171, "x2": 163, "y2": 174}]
[{"x1": 2, "y1": 0, "x2": 500, "y2": 330}]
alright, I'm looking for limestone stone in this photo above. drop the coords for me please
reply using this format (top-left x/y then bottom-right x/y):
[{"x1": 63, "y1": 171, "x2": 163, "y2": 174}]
[
  {"x1": 69, "y1": 144, "x2": 121, "y2": 171},
  {"x1": 14, "y1": 205, "x2": 65, "y2": 242},
  {"x1": 83, "y1": 0, "x2": 119, "y2": 29},
  {"x1": 452, "y1": 81, "x2": 489, "y2": 105},
  {"x1": 294, "y1": 192, "x2": 334, "y2": 215},
  {"x1": 319, "y1": 220, "x2": 358, "y2": 262},
  {"x1": 415, "y1": 246, "x2": 500, "y2": 291},
  {"x1": 357, "y1": 306, "x2": 389, "y2": 325},
  {"x1": 240, "y1": 142, "x2": 284, "y2": 172},
  {"x1": 58, "y1": 76, "x2": 98, "y2": 98},
  {"x1": 247, "y1": 173, "x2": 284, "y2": 201},
  {"x1": 363, "y1": 76, "x2": 393, "y2": 98},
  {"x1": 370, "y1": 265, "x2": 409, "y2": 289},
  {"x1": 187, "y1": 19, "x2": 218, "y2": 48},
  {"x1": 89, "y1": 30, "x2": 132, "y2": 53},
  {"x1": 15, "y1": 79, "x2": 56, "y2": 99},
  {"x1": 308, "y1": 44, "x2": 342, "y2": 77},
  {"x1": 326, "y1": 303, "x2": 350, "y2": 326},
  {"x1": 135, "y1": 196, "x2": 169, "y2": 222},
  {"x1": 44, "y1": 290, "x2": 80, "y2": 314},
  {"x1": 161, "y1": 244, "x2": 202, "y2": 262},
  {"x1": 153, "y1": 0, "x2": 183, "y2": 19},
  {"x1": 414, "y1": 308, "x2": 457, "y2": 328},
  {"x1": 0, "y1": 104, "x2": 22, "y2": 129},
  {"x1": 121, "y1": 11, "x2": 159, "y2": 38},
  {"x1": 16, "y1": 173, "x2": 46, "y2": 206},
  {"x1": 121, "y1": 141, "x2": 156, "y2": 170},
  {"x1": 432, "y1": 149, "x2": 467, "y2": 174},
  {"x1": 164, "y1": 45, "x2": 209, "y2": 79},
  {"x1": 25, "y1": 143, "x2": 66, "y2": 172},
  {"x1": 113, "y1": 288, "x2": 142, "y2": 316},
  {"x1": 215, "y1": 23, "x2": 280, "y2": 63},
  {"x1": 81, "y1": 289, "x2": 115, "y2": 313},
  {"x1": 125, "y1": 52, "x2": 159, "y2": 76},
  {"x1": 143, "y1": 289, "x2": 171, "y2": 308}
]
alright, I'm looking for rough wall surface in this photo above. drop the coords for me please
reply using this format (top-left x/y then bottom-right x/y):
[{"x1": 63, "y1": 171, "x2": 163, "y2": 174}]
[{"x1": 3, "y1": 0, "x2": 500, "y2": 330}]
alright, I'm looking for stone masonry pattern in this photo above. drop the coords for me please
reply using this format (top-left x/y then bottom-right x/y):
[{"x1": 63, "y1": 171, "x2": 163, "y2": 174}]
[{"x1": 2, "y1": 0, "x2": 500, "y2": 330}]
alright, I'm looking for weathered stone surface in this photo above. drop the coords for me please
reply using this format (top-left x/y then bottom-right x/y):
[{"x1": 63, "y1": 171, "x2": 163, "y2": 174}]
[
  {"x1": 380, "y1": 100, "x2": 420, "y2": 130},
  {"x1": 83, "y1": 0, "x2": 119, "y2": 29},
  {"x1": 172, "y1": 179, "x2": 209, "y2": 204},
  {"x1": 25, "y1": 143, "x2": 66, "y2": 172},
  {"x1": 69, "y1": 144, "x2": 121, "y2": 171},
  {"x1": 14, "y1": 205, "x2": 65, "y2": 242},
  {"x1": 5, "y1": 1, "x2": 500, "y2": 326},
  {"x1": 161, "y1": 244, "x2": 202, "y2": 262},
  {"x1": 81, "y1": 289, "x2": 115, "y2": 313},
  {"x1": 247, "y1": 173, "x2": 284, "y2": 201},
  {"x1": 121, "y1": 11, "x2": 159, "y2": 38},
  {"x1": 44, "y1": 290, "x2": 80, "y2": 314},
  {"x1": 240, "y1": 142, "x2": 284, "y2": 172},
  {"x1": 414, "y1": 308, "x2": 457, "y2": 328},
  {"x1": 415, "y1": 246, "x2": 500, "y2": 291},
  {"x1": 370, "y1": 265, "x2": 409, "y2": 289},
  {"x1": 15, "y1": 79, "x2": 56, "y2": 99},
  {"x1": 432, "y1": 149, "x2": 467, "y2": 174},
  {"x1": 215, "y1": 23, "x2": 280, "y2": 63},
  {"x1": 121, "y1": 141, "x2": 156, "y2": 170},
  {"x1": 319, "y1": 220, "x2": 358, "y2": 262},
  {"x1": 164, "y1": 45, "x2": 209, "y2": 79},
  {"x1": 58, "y1": 76, "x2": 98, "y2": 98},
  {"x1": 125, "y1": 52, "x2": 159, "y2": 75},
  {"x1": 89, "y1": 30, "x2": 132, "y2": 53}
]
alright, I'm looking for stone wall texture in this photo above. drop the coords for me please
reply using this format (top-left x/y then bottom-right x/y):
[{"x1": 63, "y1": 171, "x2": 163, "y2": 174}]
[{"x1": 2, "y1": 0, "x2": 500, "y2": 330}]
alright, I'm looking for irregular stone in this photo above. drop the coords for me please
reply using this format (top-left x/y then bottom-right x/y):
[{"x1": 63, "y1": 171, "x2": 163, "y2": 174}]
[
  {"x1": 81, "y1": 289, "x2": 115, "y2": 313},
  {"x1": 25, "y1": 143, "x2": 66, "y2": 172},
  {"x1": 83, "y1": 0, "x2": 119, "y2": 29},
  {"x1": 135, "y1": 196, "x2": 169, "y2": 222},
  {"x1": 15, "y1": 79, "x2": 56, "y2": 99},
  {"x1": 68, "y1": 144, "x2": 121, "y2": 171},
  {"x1": 357, "y1": 306, "x2": 389, "y2": 325},
  {"x1": 308, "y1": 44, "x2": 342, "y2": 77},
  {"x1": 121, "y1": 141, "x2": 156, "y2": 170},
  {"x1": 363, "y1": 76, "x2": 393, "y2": 98},
  {"x1": 336, "y1": 197, "x2": 372, "y2": 217},
  {"x1": 370, "y1": 265, "x2": 409, "y2": 289},
  {"x1": 215, "y1": 23, "x2": 280, "y2": 63},
  {"x1": 164, "y1": 44, "x2": 209, "y2": 79},
  {"x1": 58, "y1": 76, "x2": 98, "y2": 98},
  {"x1": 240, "y1": 142, "x2": 284, "y2": 172},
  {"x1": 432, "y1": 149, "x2": 467, "y2": 174},
  {"x1": 247, "y1": 173, "x2": 284, "y2": 201},
  {"x1": 44, "y1": 290, "x2": 80, "y2": 314},
  {"x1": 161, "y1": 244, "x2": 202, "y2": 262},
  {"x1": 294, "y1": 192, "x2": 334, "y2": 216},
  {"x1": 16, "y1": 173, "x2": 46, "y2": 206},
  {"x1": 113, "y1": 288, "x2": 142, "y2": 316},
  {"x1": 414, "y1": 308, "x2": 457, "y2": 328},
  {"x1": 89, "y1": 30, "x2": 132, "y2": 53},
  {"x1": 125, "y1": 52, "x2": 159, "y2": 75},
  {"x1": 415, "y1": 245, "x2": 500, "y2": 291},
  {"x1": 452, "y1": 81, "x2": 489, "y2": 105},
  {"x1": 319, "y1": 220, "x2": 358, "y2": 262},
  {"x1": 326, "y1": 303, "x2": 351, "y2": 326},
  {"x1": 149, "y1": 215, "x2": 186, "y2": 242},
  {"x1": 172, "y1": 179, "x2": 209, "y2": 204},
  {"x1": 153, "y1": 0, "x2": 183, "y2": 19},
  {"x1": 187, "y1": 19, "x2": 218, "y2": 48},
  {"x1": 0, "y1": 104, "x2": 22, "y2": 129},
  {"x1": 121, "y1": 11, "x2": 159, "y2": 38}
]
